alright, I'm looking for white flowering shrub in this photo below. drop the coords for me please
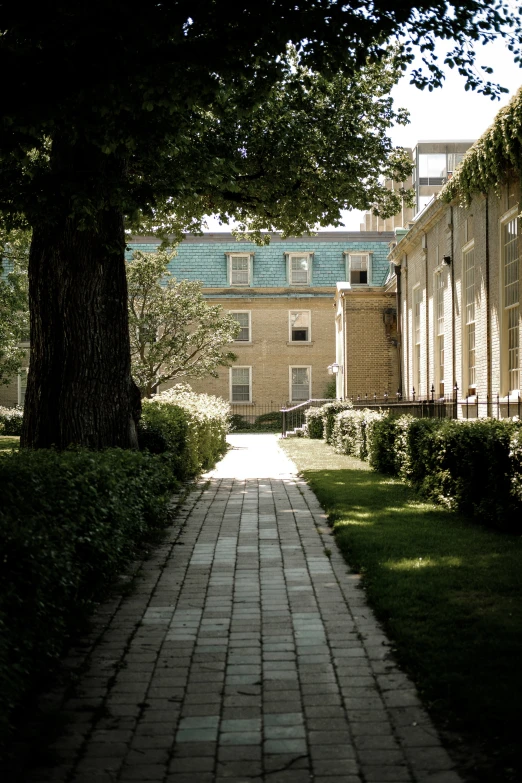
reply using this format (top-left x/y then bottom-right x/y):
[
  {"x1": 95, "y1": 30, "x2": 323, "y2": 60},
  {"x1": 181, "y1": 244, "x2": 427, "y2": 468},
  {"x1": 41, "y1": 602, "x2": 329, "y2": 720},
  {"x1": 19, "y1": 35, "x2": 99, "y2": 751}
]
[
  {"x1": 0, "y1": 406, "x2": 23, "y2": 436},
  {"x1": 320, "y1": 400, "x2": 354, "y2": 444},
  {"x1": 140, "y1": 384, "x2": 230, "y2": 478},
  {"x1": 509, "y1": 427, "x2": 522, "y2": 503},
  {"x1": 331, "y1": 408, "x2": 384, "y2": 460}
]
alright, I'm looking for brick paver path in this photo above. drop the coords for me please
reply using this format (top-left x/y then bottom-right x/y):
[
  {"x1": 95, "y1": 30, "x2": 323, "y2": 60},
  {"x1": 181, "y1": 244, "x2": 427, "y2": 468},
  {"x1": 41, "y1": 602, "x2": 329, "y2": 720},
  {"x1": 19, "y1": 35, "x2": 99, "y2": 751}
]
[{"x1": 23, "y1": 435, "x2": 461, "y2": 783}]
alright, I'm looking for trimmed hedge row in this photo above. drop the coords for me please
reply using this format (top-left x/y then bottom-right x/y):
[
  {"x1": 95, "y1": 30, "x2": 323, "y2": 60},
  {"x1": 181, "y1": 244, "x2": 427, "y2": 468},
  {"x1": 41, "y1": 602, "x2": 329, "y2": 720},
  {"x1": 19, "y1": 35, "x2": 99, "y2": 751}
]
[
  {"x1": 0, "y1": 448, "x2": 178, "y2": 745},
  {"x1": 139, "y1": 385, "x2": 230, "y2": 479},
  {"x1": 370, "y1": 414, "x2": 522, "y2": 531},
  {"x1": 307, "y1": 404, "x2": 522, "y2": 532}
]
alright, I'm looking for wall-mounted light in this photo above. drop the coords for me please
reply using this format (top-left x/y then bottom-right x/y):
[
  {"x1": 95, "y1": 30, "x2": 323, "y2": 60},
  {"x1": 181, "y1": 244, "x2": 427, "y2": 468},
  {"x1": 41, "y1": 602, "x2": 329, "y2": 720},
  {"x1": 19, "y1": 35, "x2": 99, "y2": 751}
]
[
  {"x1": 442, "y1": 255, "x2": 452, "y2": 266},
  {"x1": 327, "y1": 363, "x2": 340, "y2": 375}
]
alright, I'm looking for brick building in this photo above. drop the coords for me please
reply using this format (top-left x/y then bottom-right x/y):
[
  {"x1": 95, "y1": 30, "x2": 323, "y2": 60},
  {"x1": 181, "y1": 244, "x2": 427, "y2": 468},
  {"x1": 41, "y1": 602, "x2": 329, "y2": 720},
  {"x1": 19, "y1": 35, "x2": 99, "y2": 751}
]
[
  {"x1": 387, "y1": 172, "x2": 521, "y2": 416},
  {"x1": 129, "y1": 232, "x2": 394, "y2": 409}
]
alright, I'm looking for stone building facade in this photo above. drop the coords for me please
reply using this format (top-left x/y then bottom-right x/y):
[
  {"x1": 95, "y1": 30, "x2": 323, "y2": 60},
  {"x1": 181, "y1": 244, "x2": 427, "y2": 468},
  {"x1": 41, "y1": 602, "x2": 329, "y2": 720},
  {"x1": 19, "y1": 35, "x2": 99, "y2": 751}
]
[
  {"x1": 129, "y1": 232, "x2": 394, "y2": 408},
  {"x1": 387, "y1": 173, "x2": 521, "y2": 416}
]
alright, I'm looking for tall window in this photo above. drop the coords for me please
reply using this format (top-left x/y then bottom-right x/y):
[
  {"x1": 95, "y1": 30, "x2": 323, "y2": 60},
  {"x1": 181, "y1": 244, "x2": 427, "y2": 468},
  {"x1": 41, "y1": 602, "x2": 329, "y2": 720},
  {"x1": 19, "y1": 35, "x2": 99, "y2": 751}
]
[
  {"x1": 290, "y1": 366, "x2": 311, "y2": 401},
  {"x1": 289, "y1": 311, "x2": 311, "y2": 342},
  {"x1": 413, "y1": 286, "x2": 422, "y2": 393},
  {"x1": 463, "y1": 245, "x2": 476, "y2": 395},
  {"x1": 227, "y1": 253, "x2": 252, "y2": 286},
  {"x1": 503, "y1": 215, "x2": 520, "y2": 393},
  {"x1": 347, "y1": 253, "x2": 370, "y2": 285},
  {"x1": 230, "y1": 367, "x2": 251, "y2": 402},
  {"x1": 435, "y1": 271, "x2": 445, "y2": 397},
  {"x1": 230, "y1": 311, "x2": 251, "y2": 342},
  {"x1": 287, "y1": 253, "x2": 312, "y2": 285},
  {"x1": 18, "y1": 370, "x2": 28, "y2": 406}
]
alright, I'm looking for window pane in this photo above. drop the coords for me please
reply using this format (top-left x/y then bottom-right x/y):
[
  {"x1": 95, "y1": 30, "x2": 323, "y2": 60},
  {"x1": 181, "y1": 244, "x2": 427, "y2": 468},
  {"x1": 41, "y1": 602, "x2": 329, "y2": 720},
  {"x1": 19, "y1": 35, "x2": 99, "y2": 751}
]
[
  {"x1": 418, "y1": 153, "x2": 446, "y2": 179},
  {"x1": 290, "y1": 256, "x2": 309, "y2": 283},
  {"x1": 231, "y1": 368, "x2": 250, "y2": 401},
  {"x1": 291, "y1": 367, "x2": 310, "y2": 400},
  {"x1": 231, "y1": 312, "x2": 250, "y2": 341},
  {"x1": 290, "y1": 311, "x2": 310, "y2": 341},
  {"x1": 349, "y1": 255, "x2": 368, "y2": 285},
  {"x1": 231, "y1": 256, "x2": 250, "y2": 285}
]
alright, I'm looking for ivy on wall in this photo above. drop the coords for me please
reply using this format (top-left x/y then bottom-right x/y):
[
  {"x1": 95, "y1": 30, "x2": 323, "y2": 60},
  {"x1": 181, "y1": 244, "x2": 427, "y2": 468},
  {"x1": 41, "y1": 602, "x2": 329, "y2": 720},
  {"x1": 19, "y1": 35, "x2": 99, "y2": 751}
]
[{"x1": 441, "y1": 86, "x2": 522, "y2": 206}]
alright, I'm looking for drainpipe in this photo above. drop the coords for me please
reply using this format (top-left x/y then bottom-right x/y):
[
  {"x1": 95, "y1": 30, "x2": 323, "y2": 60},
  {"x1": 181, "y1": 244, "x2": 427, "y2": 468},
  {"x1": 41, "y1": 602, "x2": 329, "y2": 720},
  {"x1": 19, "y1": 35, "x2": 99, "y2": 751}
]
[
  {"x1": 396, "y1": 263, "x2": 403, "y2": 397},
  {"x1": 450, "y1": 206, "x2": 456, "y2": 391},
  {"x1": 485, "y1": 193, "x2": 492, "y2": 409}
]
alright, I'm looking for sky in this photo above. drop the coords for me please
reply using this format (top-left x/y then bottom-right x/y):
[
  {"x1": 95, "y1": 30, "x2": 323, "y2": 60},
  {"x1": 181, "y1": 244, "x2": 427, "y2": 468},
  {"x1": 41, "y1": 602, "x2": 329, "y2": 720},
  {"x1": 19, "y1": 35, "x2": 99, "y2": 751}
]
[{"x1": 203, "y1": 36, "x2": 522, "y2": 233}]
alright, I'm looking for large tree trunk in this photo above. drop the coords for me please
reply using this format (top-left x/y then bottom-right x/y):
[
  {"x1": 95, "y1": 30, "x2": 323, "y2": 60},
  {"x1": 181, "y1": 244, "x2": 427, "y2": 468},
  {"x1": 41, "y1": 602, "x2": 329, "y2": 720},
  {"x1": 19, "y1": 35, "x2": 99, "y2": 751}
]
[{"x1": 21, "y1": 141, "x2": 140, "y2": 449}]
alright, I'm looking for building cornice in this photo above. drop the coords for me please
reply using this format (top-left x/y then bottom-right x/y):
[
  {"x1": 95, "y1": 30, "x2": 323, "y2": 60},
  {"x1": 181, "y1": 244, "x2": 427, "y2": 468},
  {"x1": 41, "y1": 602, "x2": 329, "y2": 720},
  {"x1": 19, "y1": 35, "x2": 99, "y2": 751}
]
[
  {"x1": 388, "y1": 197, "x2": 449, "y2": 264},
  {"x1": 128, "y1": 231, "x2": 395, "y2": 245}
]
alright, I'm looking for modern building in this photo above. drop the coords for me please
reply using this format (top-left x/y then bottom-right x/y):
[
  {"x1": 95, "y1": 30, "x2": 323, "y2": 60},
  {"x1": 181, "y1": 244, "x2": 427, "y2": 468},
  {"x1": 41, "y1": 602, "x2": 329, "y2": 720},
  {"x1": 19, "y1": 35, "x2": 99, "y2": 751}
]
[{"x1": 361, "y1": 140, "x2": 475, "y2": 232}]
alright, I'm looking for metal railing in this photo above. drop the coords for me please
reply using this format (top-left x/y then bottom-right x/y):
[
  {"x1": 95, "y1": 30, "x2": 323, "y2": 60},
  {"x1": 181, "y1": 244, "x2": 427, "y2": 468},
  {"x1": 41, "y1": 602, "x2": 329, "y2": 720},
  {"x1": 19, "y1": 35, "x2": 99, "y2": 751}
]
[
  {"x1": 280, "y1": 399, "x2": 330, "y2": 438},
  {"x1": 348, "y1": 385, "x2": 521, "y2": 421}
]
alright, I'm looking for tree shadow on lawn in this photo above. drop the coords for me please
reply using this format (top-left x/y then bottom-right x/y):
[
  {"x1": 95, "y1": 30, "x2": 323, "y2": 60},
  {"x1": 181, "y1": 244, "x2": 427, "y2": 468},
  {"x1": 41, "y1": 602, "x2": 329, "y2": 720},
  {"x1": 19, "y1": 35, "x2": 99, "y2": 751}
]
[{"x1": 303, "y1": 466, "x2": 522, "y2": 782}]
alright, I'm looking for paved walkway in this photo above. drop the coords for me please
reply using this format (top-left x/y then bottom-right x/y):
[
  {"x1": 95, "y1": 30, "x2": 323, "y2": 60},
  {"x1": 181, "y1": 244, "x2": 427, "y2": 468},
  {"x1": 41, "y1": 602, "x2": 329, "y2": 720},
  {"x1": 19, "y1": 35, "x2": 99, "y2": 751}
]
[{"x1": 23, "y1": 435, "x2": 460, "y2": 783}]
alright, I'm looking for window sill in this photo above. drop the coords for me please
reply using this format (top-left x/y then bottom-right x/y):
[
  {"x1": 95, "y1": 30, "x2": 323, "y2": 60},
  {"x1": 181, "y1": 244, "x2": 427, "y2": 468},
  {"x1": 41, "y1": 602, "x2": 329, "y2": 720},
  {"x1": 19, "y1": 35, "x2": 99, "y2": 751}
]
[
  {"x1": 233, "y1": 342, "x2": 253, "y2": 346},
  {"x1": 499, "y1": 392, "x2": 521, "y2": 403},
  {"x1": 230, "y1": 400, "x2": 254, "y2": 405},
  {"x1": 287, "y1": 341, "x2": 313, "y2": 346}
]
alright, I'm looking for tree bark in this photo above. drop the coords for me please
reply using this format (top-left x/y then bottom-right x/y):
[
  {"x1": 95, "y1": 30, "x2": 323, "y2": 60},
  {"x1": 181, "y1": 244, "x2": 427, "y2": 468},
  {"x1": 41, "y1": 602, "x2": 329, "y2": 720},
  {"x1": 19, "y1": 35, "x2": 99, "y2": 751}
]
[{"x1": 21, "y1": 140, "x2": 140, "y2": 449}]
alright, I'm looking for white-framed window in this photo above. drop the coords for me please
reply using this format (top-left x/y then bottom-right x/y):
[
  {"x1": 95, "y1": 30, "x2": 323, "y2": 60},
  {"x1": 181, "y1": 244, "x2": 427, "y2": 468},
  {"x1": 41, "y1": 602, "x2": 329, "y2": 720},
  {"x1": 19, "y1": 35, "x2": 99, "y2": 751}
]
[
  {"x1": 345, "y1": 253, "x2": 371, "y2": 285},
  {"x1": 413, "y1": 285, "x2": 422, "y2": 394},
  {"x1": 230, "y1": 311, "x2": 251, "y2": 342},
  {"x1": 289, "y1": 310, "x2": 311, "y2": 342},
  {"x1": 18, "y1": 369, "x2": 28, "y2": 406},
  {"x1": 290, "y1": 366, "x2": 311, "y2": 401},
  {"x1": 434, "y1": 270, "x2": 445, "y2": 397},
  {"x1": 230, "y1": 366, "x2": 252, "y2": 402},
  {"x1": 286, "y1": 253, "x2": 312, "y2": 285},
  {"x1": 501, "y1": 210, "x2": 520, "y2": 394},
  {"x1": 463, "y1": 243, "x2": 476, "y2": 395},
  {"x1": 226, "y1": 253, "x2": 253, "y2": 286}
]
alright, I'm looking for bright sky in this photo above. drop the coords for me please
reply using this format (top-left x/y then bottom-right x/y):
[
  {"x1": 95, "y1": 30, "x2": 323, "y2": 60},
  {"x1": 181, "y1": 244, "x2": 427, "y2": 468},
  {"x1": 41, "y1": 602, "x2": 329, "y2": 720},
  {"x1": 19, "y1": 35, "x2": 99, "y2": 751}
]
[{"x1": 204, "y1": 37, "x2": 522, "y2": 233}]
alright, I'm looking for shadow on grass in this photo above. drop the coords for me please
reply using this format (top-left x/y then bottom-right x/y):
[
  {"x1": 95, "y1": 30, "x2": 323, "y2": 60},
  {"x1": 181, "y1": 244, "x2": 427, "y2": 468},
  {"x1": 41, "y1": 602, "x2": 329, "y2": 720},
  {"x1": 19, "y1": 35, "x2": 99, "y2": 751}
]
[{"x1": 302, "y1": 464, "x2": 522, "y2": 783}]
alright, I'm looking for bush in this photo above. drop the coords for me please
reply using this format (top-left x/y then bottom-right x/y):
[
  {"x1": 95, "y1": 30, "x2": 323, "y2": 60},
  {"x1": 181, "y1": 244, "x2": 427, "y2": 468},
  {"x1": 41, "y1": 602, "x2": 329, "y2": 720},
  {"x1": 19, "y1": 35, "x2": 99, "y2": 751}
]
[
  {"x1": 304, "y1": 407, "x2": 324, "y2": 439},
  {"x1": 409, "y1": 418, "x2": 522, "y2": 530},
  {"x1": 331, "y1": 408, "x2": 384, "y2": 460},
  {"x1": 0, "y1": 447, "x2": 178, "y2": 746},
  {"x1": 229, "y1": 413, "x2": 252, "y2": 431},
  {"x1": 0, "y1": 406, "x2": 23, "y2": 436},
  {"x1": 320, "y1": 400, "x2": 354, "y2": 444},
  {"x1": 141, "y1": 385, "x2": 230, "y2": 478},
  {"x1": 254, "y1": 411, "x2": 282, "y2": 431},
  {"x1": 369, "y1": 413, "x2": 414, "y2": 476}
]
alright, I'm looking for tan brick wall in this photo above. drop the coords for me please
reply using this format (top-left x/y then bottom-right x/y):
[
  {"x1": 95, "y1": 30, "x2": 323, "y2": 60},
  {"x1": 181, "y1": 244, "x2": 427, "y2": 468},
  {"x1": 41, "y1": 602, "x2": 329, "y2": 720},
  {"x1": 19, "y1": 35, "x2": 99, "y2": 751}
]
[
  {"x1": 397, "y1": 176, "x2": 522, "y2": 415},
  {"x1": 162, "y1": 292, "x2": 336, "y2": 406},
  {"x1": 341, "y1": 290, "x2": 399, "y2": 398}
]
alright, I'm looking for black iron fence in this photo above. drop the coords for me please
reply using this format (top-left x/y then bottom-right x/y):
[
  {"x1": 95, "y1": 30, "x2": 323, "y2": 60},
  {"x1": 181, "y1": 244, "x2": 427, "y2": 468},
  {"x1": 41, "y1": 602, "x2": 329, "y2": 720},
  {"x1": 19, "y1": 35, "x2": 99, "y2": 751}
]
[
  {"x1": 348, "y1": 385, "x2": 522, "y2": 421},
  {"x1": 230, "y1": 403, "x2": 286, "y2": 432},
  {"x1": 279, "y1": 386, "x2": 522, "y2": 437}
]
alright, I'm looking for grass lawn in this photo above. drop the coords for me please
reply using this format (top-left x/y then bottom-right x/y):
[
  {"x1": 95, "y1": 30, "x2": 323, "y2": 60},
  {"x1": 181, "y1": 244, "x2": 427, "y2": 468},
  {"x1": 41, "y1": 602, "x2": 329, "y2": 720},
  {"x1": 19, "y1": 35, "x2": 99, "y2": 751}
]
[
  {"x1": 282, "y1": 437, "x2": 522, "y2": 783},
  {"x1": 0, "y1": 435, "x2": 19, "y2": 451}
]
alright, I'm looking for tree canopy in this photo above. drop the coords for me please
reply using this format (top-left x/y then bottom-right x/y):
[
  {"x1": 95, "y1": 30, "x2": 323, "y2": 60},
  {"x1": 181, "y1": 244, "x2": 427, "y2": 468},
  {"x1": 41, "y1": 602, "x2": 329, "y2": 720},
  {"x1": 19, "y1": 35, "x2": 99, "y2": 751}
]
[
  {"x1": 127, "y1": 248, "x2": 239, "y2": 398},
  {"x1": 1, "y1": 1, "x2": 521, "y2": 448}
]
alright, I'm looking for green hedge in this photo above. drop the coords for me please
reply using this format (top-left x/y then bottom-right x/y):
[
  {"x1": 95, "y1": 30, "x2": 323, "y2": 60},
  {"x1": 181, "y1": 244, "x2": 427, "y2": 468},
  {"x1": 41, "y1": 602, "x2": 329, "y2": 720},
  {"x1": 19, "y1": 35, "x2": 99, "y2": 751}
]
[
  {"x1": 0, "y1": 407, "x2": 23, "y2": 436},
  {"x1": 304, "y1": 407, "x2": 324, "y2": 439},
  {"x1": 368, "y1": 414, "x2": 522, "y2": 531},
  {"x1": 0, "y1": 448, "x2": 178, "y2": 746},
  {"x1": 140, "y1": 386, "x2": 230, "y2": 479},
  {"x1": 331, "y1": 408, "x2": 383, "y2": 461},
  {"x1": 320, "y1": 400, "x2": 354, "y2": 444}
]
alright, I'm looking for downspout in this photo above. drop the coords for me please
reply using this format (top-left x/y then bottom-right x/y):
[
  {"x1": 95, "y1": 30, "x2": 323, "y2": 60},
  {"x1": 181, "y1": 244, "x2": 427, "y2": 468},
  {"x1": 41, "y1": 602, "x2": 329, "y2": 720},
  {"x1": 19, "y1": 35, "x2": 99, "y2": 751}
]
[
  {"x1": 485, "y1": 193, "x2": 492, "y2": 407},
  {"x1": 450, "y1": 206, "x2": 456, "y2": 391},
  {"x1": 396, "y1": 263, "x2": 403, "y2": 396},
  {"x1": 425, "y1": 238, "x2": 429, "y2": 396}
]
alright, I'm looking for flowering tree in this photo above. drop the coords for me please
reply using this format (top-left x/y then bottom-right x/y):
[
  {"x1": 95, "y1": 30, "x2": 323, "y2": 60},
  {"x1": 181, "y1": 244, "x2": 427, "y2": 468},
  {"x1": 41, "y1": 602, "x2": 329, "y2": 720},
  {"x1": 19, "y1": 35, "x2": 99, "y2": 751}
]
[
  {"x1": 128, "y1": 249, "x2": 239, "y2": 398},
  {"x1": 0, "y1": 229, "x2": 30, "y2": 386}
]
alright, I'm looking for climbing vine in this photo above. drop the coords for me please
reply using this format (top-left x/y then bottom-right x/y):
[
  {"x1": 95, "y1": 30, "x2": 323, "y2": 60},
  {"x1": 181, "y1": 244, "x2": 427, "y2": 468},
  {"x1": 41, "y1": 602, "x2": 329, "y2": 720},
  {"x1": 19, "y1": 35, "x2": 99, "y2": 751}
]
[{"x1": 441, "y1": 86, "x2": 522, "y2": 206}]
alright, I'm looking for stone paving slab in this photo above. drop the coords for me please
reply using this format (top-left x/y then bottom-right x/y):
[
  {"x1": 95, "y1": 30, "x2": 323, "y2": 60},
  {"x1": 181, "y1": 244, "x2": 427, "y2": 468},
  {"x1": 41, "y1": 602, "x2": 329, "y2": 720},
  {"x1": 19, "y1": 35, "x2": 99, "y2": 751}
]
[{"x1": 14, "y1": 434, "x2": 460, "y2": 782}]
